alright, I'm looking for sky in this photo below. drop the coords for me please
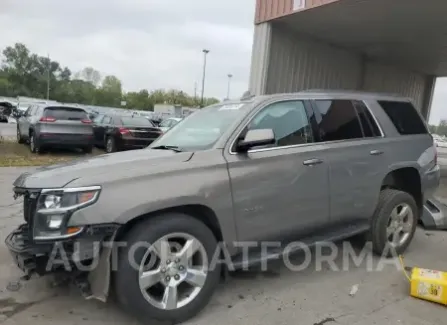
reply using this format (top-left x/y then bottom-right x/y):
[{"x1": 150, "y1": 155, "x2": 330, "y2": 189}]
[{"x1": 0, "y1": 0, "x2": 446, "y2": 124}]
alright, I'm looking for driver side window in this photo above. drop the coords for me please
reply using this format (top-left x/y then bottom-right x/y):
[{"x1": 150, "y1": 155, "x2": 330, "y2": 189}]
[{"x1": 248, "y1": 100, "x2": 313, "y2": 147}]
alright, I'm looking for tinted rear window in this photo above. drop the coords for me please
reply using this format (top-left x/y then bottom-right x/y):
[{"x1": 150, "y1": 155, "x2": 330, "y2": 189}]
[
  {"x1": 377, "y1": 101, "x2": 427, "y2": 135},
  {"x1": 43, "y1": 107, "x2": 87, "y2": 120},
  {"x1": 120, "y1": 117, "x2": 153, "y2": 127}
]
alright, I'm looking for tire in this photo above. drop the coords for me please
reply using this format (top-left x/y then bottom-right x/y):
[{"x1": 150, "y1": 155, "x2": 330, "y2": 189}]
[
  {"x1": 114, "y1": 213, "x2": 221, "y2": 324},
  {"x1": 370, "y1": 189, "x2": 418, "y2": 257},
  {"x1": 29, "y1": 132, "x2": 41, "y2": 154},
  {"x1": 83, "y1": 145, "x2": 93, "y2": 154},
  {"x1": 105, "y1": 137, "x2": 116, "y2": 153},
  {"x1": 16, "y1": 127, "x2": 25, "y2": 144}
]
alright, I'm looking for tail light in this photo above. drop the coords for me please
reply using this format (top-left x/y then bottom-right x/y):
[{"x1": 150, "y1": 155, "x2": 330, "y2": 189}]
[
  {"x1": 81, "y1": 119, "x2": 92, "y2": 124},
  {"x1": 119, "y1": 127, "x2": 130, "y2": 135},
  {"x1": 40, "y1": 117, "x2": 56, "y2": 122}
]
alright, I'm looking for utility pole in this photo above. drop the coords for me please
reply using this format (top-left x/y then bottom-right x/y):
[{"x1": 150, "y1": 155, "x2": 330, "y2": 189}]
[
  {"x1": 46, "y1": 54, "x2": 50, "y2": 100},
  {"x1": 200, "y1": 49, "x2": 209, "y2": 107},
  {"x1": 226, "y1": 74, "x2": 233, "y2": 100},
  {"x1": 194, "y1": 81, "x2": 197, "y2": 105}
]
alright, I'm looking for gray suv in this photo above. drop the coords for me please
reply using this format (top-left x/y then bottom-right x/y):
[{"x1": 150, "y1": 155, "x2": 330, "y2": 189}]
[
  {"x1": 5, "y1": 91, "x2": 440, "y2": 323},
  {"x1": 16, "y1": 103, "x2": 94, "y2": 153}
]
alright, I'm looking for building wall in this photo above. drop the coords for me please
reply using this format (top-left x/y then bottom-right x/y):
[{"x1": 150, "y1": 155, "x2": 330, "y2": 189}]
[
  {"x1": 249, "y1": 22, "x2": 434, "y2": 118},
  {"x1": 264, "y1": 24, "x2": 363, "y2": 94}
]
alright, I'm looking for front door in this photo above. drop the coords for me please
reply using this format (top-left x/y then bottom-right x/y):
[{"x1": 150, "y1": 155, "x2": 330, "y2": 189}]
[{"x1": 224, "y1": 99, "x2": 330, "y2": 242}]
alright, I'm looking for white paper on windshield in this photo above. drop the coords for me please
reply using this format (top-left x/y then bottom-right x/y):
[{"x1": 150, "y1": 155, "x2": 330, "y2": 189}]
[{"x1": 218, "y1": 104, "x2": 244, "y2": 111}]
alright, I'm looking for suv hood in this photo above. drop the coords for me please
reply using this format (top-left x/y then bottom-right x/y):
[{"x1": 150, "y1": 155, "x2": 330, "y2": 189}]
[{"x1": 13, "y1": 149, "x2": 193, "y2": 189}]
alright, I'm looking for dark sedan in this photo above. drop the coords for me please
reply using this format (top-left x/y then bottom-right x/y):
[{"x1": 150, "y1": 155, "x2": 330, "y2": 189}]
[{"x1": 93, "y1": 114, "x2": 163, "y2": 153}]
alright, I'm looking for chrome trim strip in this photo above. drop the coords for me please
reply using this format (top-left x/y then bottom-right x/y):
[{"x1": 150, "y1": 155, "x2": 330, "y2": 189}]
[
  {"x1": 228, "y1": 99, "x2": 385, "y2": 155},
  {"x1": 34, "y1": 227, "x2": 84, "y2": 241},
  {"x1": 41, "y1": 185, "x2": 101, "y2": 194}
]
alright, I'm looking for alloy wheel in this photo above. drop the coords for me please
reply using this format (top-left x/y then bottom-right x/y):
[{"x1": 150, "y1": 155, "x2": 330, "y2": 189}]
[
  {"x1": 138, "y1": 232, "x2": 209, "y2": 310},
  {"x1": 386, "y1": 203, "x2": 414, "y2": 247}
]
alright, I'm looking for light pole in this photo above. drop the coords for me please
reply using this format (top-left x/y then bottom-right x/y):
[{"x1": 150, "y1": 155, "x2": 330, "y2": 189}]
[
  {"x1": 200, "y1": 49, "x2": 209, "y2": 107},
  {"x1": 226, "y1": 74, "x2": 233, "y2": 100}
]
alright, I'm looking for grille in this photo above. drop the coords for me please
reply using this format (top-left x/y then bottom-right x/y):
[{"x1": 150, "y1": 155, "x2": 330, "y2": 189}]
[{"x1": 23, "y1": 193, "x2": 39, "y2": 241}]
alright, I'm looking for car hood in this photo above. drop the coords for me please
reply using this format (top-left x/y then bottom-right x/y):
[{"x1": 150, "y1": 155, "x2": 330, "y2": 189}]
[{"x1": 13, "y1": 149, "x2": 193, "y2": 189}]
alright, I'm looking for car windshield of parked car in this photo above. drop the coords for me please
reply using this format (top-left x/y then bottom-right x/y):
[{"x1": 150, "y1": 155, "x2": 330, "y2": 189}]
[
  {"x1": 43, "y1": 106, "x2": 88, "y2": 120},
  {"x1": 149, "y1": 103, "x2": 250, "y2": 151},
  {"x1": 120, "y1": 116, "x2": 154, "y2": 127}
]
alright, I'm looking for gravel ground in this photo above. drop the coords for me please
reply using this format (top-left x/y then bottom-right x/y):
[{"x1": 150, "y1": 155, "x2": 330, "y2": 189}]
[{"x1": 0, "y1": 168, "x2": 447, "y2": 325}]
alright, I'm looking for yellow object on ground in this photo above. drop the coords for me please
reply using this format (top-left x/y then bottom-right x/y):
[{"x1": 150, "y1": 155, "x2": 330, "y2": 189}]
[
  {"x1": 400, "y1": 255, "x2": 447, "y2": 305},
  {"x1": 409, "y1": 267, "x2": 447, "y2": 305}
]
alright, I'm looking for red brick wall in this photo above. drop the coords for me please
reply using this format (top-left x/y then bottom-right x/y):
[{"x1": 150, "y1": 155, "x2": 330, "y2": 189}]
[{"x1": 255, "y1": 0, "x2": 340, "y2": 23}]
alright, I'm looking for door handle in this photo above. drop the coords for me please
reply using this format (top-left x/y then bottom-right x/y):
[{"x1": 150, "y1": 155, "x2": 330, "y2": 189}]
[
  {"x1": 303, "y1": 158, "x2": 323, "y2": 166},
  {"x1": 370, "y1": 150, "x2": 383, "y2": 156}
]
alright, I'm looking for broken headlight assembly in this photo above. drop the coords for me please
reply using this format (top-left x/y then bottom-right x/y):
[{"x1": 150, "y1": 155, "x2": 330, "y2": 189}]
[{"x1": 34, "y1": 186, "x2": 101, "y2": 240}]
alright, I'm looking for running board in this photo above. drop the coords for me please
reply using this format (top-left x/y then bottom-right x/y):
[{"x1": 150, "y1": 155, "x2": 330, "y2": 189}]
[{"x1": 232, "y1": 222, "x2": 370, "y2": 269}]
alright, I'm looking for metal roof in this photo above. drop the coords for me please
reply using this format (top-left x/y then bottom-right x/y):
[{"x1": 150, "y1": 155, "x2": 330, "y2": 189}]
[{"x1": 273, "y1": 0, "x2": 447, "y2": 76}]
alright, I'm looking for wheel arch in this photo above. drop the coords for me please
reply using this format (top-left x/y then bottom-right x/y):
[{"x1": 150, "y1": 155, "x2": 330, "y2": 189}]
[{"x1": 380, "y1": 167, "x2": 423, "y2": 213}]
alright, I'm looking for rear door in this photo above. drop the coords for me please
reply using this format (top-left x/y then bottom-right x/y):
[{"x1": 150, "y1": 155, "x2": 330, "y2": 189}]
[
  {"x1": 38, "y1": 106, "x2": 92, "y2": 136},
  {"x1": 310, "y1": 99, "x2": 387, "y2": 226},
  {"x1": 92, "y1": 114, "x2": 105, "y2": 144}
]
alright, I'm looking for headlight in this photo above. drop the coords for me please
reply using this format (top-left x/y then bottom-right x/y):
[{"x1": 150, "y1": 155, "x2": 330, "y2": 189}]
[{"x1": 34, "y1": 186, "x2": 101, "y2": 240}]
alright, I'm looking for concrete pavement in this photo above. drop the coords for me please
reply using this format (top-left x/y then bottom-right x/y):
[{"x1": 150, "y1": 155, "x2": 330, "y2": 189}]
[{"x1": 0, "y1": 167, "x2": 447, "y2": 324}]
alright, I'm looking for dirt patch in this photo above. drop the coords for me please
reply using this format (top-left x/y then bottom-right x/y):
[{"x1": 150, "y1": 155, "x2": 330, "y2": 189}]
[{"x1": 0, "y1": 139, "x2": 102, "y2": 167}]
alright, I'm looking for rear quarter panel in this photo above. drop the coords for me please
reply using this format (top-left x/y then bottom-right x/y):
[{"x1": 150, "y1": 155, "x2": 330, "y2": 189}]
[{"x1": 365, "y1": 99, "x2": 437, "y2": 196}]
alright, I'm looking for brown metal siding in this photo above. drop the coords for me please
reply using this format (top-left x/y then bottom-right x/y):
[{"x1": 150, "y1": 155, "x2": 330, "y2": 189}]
[
  {"x1": 255, "y1": 0, "x2": 341, "y2": 23},
  {"x1": 265, "y1": 24, "x2": 362, "y2": 94}
]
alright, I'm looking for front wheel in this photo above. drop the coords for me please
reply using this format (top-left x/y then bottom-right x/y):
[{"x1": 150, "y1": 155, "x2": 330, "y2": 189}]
[
  {"x1": 115, "y1": 213, "x2": 221, "y2": 324},
  {"x1": 370, "y1": 189, "x2": 418, "y2": 257}
]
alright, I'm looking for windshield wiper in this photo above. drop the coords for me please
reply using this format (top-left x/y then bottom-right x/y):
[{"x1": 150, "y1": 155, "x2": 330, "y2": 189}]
[{"x1": 150, "y1": 145, "x2": 183, "y2": 152}]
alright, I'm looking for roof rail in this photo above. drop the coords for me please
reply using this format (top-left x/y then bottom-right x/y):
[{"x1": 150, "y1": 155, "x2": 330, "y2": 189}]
[{"x1": 240, "y1": 90, "x2": 255, "y2": 101}]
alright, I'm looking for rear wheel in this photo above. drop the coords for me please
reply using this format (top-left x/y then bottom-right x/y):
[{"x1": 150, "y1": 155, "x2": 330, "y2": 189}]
[
  {"x1": 16, "y1": 127, "x2": 25, "y2": 144},
  {"x1": 105, "y1": 137, "x2": 116, "y2": 153},
  {"x1": 29, "y1": 133, "x2": 41, "y2": 154},
  {"x1": 115, "y1": 214, "x2": 221, "y2": 324},
  {"x1": 370, "y1": 189, "x2": 418, "y2": 257}
]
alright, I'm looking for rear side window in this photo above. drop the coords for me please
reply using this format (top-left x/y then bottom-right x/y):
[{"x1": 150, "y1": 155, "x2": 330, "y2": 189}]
[
  {"x1": 121, "y1": 117, "x2": 153, "y2": 127},
  {"x1": 313, "y1": 100, "x2": 363, "y2": 141},
  {"x1": 378, "y1": 100, "x2": 427, "y2": 135},
  {"x1": 353, "y1": 100, "x2": 381, "y2": 137},
  {"x1": 43, "y1": 107, "x2": 87, "y2": 120}
]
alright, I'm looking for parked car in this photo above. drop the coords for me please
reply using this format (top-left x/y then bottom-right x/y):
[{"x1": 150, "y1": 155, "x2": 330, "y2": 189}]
[
  {"x1": 92, "y1": 114, "x2": 163, "y2": 153},
  {"x1": 0, "y1": 101, "x2": 15, "y2": 123},
  {"x1": 5, "y1": 91, "x2": 441, "y2": 324},
  {"x1": 158, "y1": 117, "x2": 183, "y2": 133},
  {"x1": 16, "y1": 104, "x2": 94, "y2": 153}
]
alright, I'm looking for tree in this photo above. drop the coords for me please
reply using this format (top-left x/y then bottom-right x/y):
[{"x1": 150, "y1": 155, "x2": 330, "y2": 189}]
[
  {"x1": 125, "y1": 89, "x2": 153, "y2": 111},
  {"x1": 0, "y1": 42, "x2": 220, "y2": 109},
  {"x1": 75, "y1": 67, "x2": 101, "y2": 86}
]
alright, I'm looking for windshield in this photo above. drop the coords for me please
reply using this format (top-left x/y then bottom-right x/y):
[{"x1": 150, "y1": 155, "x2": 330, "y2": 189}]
[{"x1": 150, "y1": 102, "x2": 249, "y2": 151}]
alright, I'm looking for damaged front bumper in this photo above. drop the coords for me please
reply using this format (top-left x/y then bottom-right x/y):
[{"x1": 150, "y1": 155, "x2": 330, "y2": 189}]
[{"x1": 5, "y1": 223, "x2": 119, "y2": 277}]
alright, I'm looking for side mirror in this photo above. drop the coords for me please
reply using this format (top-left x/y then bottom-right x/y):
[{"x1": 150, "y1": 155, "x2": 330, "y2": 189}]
[{"x1": 236, "y1": 129, "x2": 275, "y2": 152}]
